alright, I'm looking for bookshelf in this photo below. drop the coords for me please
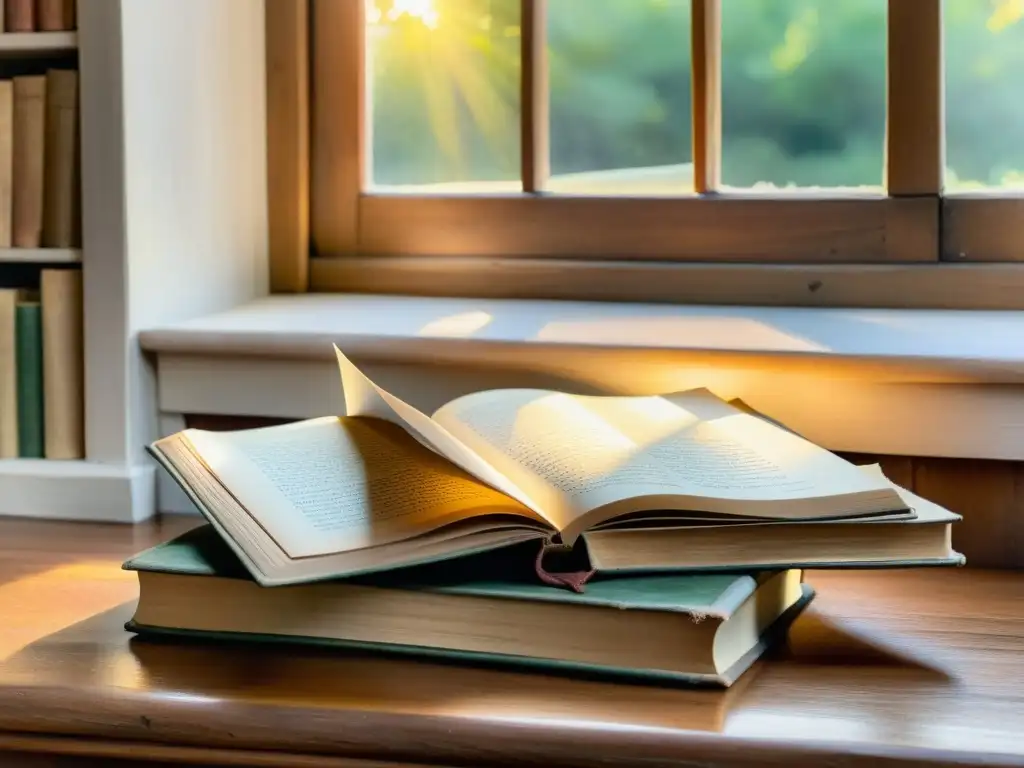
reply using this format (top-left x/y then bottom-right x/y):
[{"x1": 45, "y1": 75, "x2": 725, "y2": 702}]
[
  {"x1": 0, "y1": 0, "x2": 268, "y2": 523},
  {"x1": 0, "y1": 4, "x2": 86, "y2": 517}
]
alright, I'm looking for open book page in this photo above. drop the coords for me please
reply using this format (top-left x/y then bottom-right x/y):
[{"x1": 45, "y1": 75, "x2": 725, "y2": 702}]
[
  {"x1": 182, "y1": 416, "x2": 547, "y2": 559},
  {"x1": 430, "y1": 387, "x2": 902, "y2": 542},
  {"x1": 588, "y1": 465, "x2": 922, "y2": 532},
  {"x1": 335, "y1": 346, "x2": 549, "y2": 520}
]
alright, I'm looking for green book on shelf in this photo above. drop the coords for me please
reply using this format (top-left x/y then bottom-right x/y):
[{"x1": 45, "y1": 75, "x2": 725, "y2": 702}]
[
  {"x1": 124, "y1": 525, "x2": 814, "y2": 687},
  {"x1": 15, "y1": 299, "x2": 43, "y2": 458}
]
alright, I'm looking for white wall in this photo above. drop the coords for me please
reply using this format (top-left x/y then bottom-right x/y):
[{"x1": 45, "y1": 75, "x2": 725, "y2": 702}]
[{"x1": 81, "y1": 0, "x2": 269, "y2": 466}]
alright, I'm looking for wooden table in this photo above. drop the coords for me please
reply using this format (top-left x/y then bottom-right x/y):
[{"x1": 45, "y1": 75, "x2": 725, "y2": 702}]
[{"x1": 0, "y1": 516, "x2": 1022, "y2": 768}]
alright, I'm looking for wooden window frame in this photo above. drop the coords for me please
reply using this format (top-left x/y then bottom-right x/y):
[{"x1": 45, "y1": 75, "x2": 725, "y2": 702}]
[{"x1": 265, "y1": 0, "x2": 1024, "y2": 308}]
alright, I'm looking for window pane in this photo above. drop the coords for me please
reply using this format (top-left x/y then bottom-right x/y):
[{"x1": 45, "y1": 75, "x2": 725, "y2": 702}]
[
  {"x1": 546, "y1": 0, "x2": 693, "y2": 195},
  {"x1": 721, "y1": 0, "x2": 886, "y2": 190},
  {"x1": 945, "y1": 0, "x2": 1024, "y2": 190},
  {"x1": 367, "y1": 0, "x2": 521, "y2": 192}
]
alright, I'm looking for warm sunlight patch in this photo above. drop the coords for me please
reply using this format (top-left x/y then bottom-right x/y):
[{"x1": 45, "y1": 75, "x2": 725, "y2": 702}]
[
  {"x1": 0, "y1": 561, "x2": 135, "y2": 660},
  {"x1": 533, "y1": 316, "x2": 830, "y2": 354},
  {"x1": 987, "y1": 0, "x2": 1024, "y2": 32},
  {"x1": 418, "y1": 311, "x2": 493, "y2": 338},
  {"x1": 770, "y1": 7, "x2": 819, "y2": 72},
  {"x1": 368, "y1": 0, "x2": 440, "y2": 28}
]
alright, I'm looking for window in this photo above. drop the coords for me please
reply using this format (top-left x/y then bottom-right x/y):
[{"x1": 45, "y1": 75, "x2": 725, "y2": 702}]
[
  {"x1": 265, "y1": 0, "x2": 1024, "y2": 307},
  {"x1": 942, "y1": 0, "x2": 1024, "y2": 263}
]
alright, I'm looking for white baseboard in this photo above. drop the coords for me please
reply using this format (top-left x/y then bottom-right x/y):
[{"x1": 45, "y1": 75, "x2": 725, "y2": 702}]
[{"x1": 0, "y1": 460, "x2": 156, "y2": 522}]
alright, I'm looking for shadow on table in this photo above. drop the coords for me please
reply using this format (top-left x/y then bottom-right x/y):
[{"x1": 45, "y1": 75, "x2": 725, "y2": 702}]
[{"x1": 777, "y1": 610, "x2": 952, "y2": 680}]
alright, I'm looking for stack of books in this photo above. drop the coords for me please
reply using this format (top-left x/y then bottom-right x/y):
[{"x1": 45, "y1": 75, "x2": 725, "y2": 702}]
[{"x1": 127, "y1": 347, "x2": 964, "y2": 687}]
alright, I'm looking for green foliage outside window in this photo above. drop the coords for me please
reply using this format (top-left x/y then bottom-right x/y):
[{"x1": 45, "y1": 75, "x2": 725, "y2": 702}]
[{"x1": 366, "y1": 0, "x2": 1024, "y2": 191}]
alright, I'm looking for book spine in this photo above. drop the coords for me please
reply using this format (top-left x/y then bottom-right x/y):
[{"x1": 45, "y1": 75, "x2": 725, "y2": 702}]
[
  {"x1": 36, "y1": 0, "x2": 74, "y2": 31},
  {"x1": 15, "y1": 299, "x2": 43, "y2": 458},
  {"x1": 5, "y1": 0, "x2": 34, "y2": 32},
  {"x1": 12, "y1": 75, "x2": 45, "y2": 249},
  {"x1": 0, "y1": 290, "x2": 17, "y2": 459},
  {"x1": 41, "y1": 69, "x2": 78, "y2": 247},
  {"x1": 40, "y1": 268, "x2": 83, "y2": 458},
  {"x1": 0, "y1": 81, "x2": 13, "y2": 249}
]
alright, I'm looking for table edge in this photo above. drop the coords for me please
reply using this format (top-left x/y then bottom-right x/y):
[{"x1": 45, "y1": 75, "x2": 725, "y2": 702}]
[{"x1": 0, "y1": 683, "x2": 1019, "y2": 768}]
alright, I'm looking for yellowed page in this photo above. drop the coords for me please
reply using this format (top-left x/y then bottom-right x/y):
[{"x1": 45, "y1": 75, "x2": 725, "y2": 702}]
[
  {"x1": 431, "y1": 387, "x2": 902, "y2": 541},
  {"x1": 183, "y1": 416, "x2": 545, "y2": 559},
  {"x1": 335, "y1": 346, "x2": 549, "y2": 519}
]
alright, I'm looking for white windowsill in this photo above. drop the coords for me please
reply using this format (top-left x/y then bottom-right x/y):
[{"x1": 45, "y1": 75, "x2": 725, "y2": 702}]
[{"x1": 139, "y1": 294, "x2": 1024, "y2": 461}]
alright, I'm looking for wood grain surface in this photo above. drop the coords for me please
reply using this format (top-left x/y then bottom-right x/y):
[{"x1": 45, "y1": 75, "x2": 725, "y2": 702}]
[{"x1": 0, "y1": 516, "x2": 1022, "y2": 767}]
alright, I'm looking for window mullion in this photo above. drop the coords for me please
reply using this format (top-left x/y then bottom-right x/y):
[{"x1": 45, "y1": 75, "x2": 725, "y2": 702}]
[
  {"x1": 521, "y1": 0, "x2": 549, "y2": 193},
  {"x1": 266, "y1": 0, "x2": 311, "y2": 291},
  {"x1": 311, "y1": 0, "x2": 363, "y2": 256},
  {"x1": 886, "y1": 0, "x2": 944, "y2": 197},
  {"x1": 690, "y1": 0, "x2": 721, "y2": 194}
]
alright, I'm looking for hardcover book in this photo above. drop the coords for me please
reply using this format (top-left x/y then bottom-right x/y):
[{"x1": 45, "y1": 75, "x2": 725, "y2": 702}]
[{"x1": 125, "y1": 526, "x2": 814, "y2": 687}]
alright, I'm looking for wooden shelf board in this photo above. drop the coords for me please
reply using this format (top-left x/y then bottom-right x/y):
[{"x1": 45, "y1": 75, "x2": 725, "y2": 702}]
[
  {"x1": 0, "y1": 31, "x2": 77, "y2": 54},
  {"x1": 0, "y1": 248, "x2": 80, "y2": 263}
]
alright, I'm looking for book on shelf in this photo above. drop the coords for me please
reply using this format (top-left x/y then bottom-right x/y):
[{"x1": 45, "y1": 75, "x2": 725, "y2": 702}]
[
  {"x1": 124, "y1": 525, "x2": 814, "y2": 687},
  {"x1": 13, "y1": 291, "x2": 40, "y2": 456},
  {"x1": 37, "y1": 0, "x2": 76, "y2": 32},
  {"x1": 151, "y1": 346, "x2": 964, "y2": 588},
  {"x1": 3, "y1": 0, "x2": 76, "y2": 33},
  {"x1": 42, "y1": 67, "x2": 78, "y2": 247},
  {"x1": 40, "y1": 266, "x2": 82, "y2": 457},
  {"x1": 3, "y1": 68, "x2": 80, "y2": 251},
  {"x1": 0, "y1": 267, "x2": 82, "y2": 459},
  {"x1": 0, "y1": 80, "x2": 11, "y2": 247},
  {"x1": 0, "y1": 286, "x2": 22, "y2": 456},
  {"x1": 4, "y1": 0, "x2": 33, "y2": 33},
  {"x1": 11, "y1": 73, "x2": 44, "y2": 248}
]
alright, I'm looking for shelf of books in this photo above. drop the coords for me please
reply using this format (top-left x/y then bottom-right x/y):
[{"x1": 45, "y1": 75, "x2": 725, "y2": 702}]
[
  {"x1": 0, "y1": 0, "x2": 84, "y2": 517},
  {"x1": 1, "y1": 0, "x2": 268, "y2": 521}
]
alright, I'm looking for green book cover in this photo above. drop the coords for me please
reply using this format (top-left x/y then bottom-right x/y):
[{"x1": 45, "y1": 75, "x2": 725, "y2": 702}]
[
  {"x1": 15, "y1": 301, "x2": 43, "y2": 459},
  {"x1": 124, "y1": 526, "x2": 814, "y2": 687},
  {"x1": 127, "y1": 525, "x2": 768, "y2": 614}
]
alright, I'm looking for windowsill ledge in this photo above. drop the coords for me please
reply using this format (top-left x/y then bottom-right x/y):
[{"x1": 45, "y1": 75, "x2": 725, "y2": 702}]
[
  {"x1": 139, "y1": 294, "x2": 1024, "y2": 461},
  {"x1": 139, "y1": 293, "x2": 1024, "y2": 383}
]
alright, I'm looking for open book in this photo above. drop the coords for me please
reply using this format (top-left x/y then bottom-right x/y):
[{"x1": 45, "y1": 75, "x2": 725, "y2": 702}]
[{"x1": 150, "y1": 347, "x2": 947, "y2": 587}]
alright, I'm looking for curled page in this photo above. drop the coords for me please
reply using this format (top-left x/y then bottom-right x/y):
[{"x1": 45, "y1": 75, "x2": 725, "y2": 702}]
[{"x1": 334, "y1": 346, "x2": 547, "y2": 520}]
